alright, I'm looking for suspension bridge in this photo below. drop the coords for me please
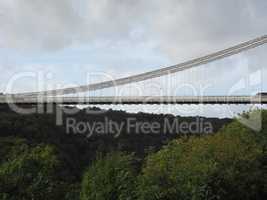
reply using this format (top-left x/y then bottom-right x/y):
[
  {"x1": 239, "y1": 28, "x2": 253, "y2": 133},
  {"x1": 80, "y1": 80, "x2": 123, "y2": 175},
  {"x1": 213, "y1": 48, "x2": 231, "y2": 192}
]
[{"x1": 1, "y1": 35, "x2": 267, "y2": 105}]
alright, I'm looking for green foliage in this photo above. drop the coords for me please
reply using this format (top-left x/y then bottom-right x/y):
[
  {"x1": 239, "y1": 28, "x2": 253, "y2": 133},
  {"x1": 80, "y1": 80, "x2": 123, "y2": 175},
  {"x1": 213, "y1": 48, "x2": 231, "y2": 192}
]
[
  {"x1": 0, "y1": 105, "x2": 230, "y2": 181},
  {"x1": 0, "y1": 143, "x2": 66, "y2": 200},
  {"x1": 0, "y1": 137, "x2": 28, "y2": 164},
  {"x1": 81, "y1": 152, "x2": 137, "y2": 200},
  {"x1": 65, "y1": 184, "x2": 81, "y2": 200},
  {"x1": 0, "y1": 107, "x2": 266, "y2": 200},
  {"x1": 137, "y1": 113, "x2": 267, "y2": 200}
]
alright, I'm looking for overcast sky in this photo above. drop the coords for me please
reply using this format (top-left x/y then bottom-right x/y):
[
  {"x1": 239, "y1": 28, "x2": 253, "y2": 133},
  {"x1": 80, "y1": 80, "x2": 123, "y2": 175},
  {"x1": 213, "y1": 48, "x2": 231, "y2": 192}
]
[{"x1": 0, "y1": 0, "x2": 267, "y2": 116}]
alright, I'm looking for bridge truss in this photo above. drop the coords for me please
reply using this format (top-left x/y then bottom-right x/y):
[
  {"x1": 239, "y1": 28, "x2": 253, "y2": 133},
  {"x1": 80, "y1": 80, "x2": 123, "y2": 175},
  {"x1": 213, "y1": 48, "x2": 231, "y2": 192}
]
[{"x1": 2, "y1": 35, "x2": 267, "y2": 105}]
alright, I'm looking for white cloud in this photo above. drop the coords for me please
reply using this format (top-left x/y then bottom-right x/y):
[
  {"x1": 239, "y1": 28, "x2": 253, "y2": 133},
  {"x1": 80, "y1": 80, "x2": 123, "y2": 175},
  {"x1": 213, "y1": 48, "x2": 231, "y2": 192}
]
[
  {"x1": 0, "y1": 0, "x2": 266, "y2": 58},
  {"x1": 0, "y1": 0, "x2": 266, "y2": 98}
]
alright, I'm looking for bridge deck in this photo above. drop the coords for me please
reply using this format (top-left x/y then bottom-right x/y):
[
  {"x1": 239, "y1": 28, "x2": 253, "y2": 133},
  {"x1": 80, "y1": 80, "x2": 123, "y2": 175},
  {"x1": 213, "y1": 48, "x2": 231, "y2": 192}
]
[
  {"x1": 1, "y1": 96, "x2": 267, "y2": 105},
  {"x1": 9, "y1": 35, "x2": 267, "y2": 97}
]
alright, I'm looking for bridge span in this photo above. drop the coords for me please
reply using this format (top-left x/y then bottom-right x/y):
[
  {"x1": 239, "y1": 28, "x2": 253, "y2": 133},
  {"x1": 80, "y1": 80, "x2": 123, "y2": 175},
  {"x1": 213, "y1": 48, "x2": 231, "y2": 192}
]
[
  {"x1": 2, "y1": 35, "x2": 267, "y2": 105},
  {"x1": 9, "y1": 35, "x2": 267, "y2": 98},
  {"x1": 1, "y1": 95, "x2": 266, "y2": 105}
]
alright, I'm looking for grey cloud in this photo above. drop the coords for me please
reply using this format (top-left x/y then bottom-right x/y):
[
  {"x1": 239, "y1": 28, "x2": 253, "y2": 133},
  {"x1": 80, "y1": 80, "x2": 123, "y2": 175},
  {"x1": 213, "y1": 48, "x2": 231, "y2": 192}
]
[
  {"x1": 0, "y1": 0, "x2": 266, "y2": 61},
  {"x1": 145, "y1": 0, "x2": 267, "y2": 61},
  {"x1": 0, "y1": 0, "x2": 81, "y2": 50}
]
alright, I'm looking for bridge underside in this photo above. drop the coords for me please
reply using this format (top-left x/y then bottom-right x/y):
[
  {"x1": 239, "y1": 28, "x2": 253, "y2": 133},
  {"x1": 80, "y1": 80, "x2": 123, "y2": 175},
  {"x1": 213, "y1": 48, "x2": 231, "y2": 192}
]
[{"x1": 1, "y1": 96, "x2": 266, "y2": 105}]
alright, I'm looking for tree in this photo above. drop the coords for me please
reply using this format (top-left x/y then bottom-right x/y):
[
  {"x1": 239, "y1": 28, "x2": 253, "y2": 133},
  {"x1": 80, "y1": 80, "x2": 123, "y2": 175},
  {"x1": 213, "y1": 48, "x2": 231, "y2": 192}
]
[
  {"x1": 0, "y1": 144, "x2": 66, "y2": 200},
  {"x1": 138, "y1": 113, "x2": 267, "y2": 200},
  {"x1": 81, "y1": 152, "x2": 137, "y2": 200}
]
